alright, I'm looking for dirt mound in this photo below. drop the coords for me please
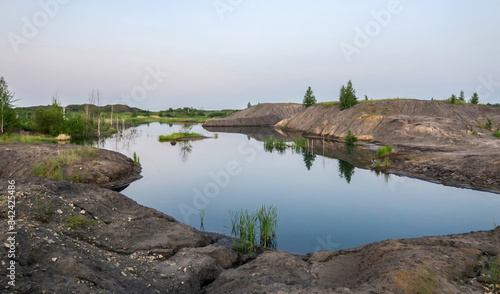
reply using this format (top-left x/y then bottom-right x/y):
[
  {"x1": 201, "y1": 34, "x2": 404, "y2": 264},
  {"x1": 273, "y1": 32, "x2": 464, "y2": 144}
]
[
  {"x1": 203, "y1": 103, "x2": 303, "y2": 127},
  {"x1": 0, "y1": 143, "x2": 142, "y2": 189},
  {"x1": 276, "y1": 100, "x2": 500, "y2": 147}
]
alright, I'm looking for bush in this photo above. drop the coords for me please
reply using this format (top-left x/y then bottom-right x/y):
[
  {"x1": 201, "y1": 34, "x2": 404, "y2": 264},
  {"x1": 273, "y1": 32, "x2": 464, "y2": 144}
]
[
  {"x1": 494, "y1": 128, "x2": 500, "y2": 139},
  {"x1": 344, "y1": 130, "x2": 358, "y2": 147},
  {"x1": 376, "y1": 145, "x2": 393, "y2": 157}
]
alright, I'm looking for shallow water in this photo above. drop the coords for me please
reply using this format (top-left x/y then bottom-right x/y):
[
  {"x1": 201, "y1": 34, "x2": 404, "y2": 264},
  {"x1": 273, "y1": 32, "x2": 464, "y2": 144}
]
[{"x1": 98, "y1": 123, "x2": 500, "y2": 254}]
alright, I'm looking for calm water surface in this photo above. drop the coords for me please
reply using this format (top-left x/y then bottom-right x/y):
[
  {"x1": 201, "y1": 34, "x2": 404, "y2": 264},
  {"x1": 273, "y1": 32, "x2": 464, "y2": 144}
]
[{"x1": 98, "y1": 123, "x2": 500, "y2": 254}]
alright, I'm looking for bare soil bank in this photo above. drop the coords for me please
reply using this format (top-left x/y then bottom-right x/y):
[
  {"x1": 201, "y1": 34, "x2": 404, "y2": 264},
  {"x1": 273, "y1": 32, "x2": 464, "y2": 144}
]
[
  {"x1": 209, "y1": 100, "x2": 500, "y2": 193},
  {"x1": 1, "y1": 177, "x2": 499, "y2": 293}
]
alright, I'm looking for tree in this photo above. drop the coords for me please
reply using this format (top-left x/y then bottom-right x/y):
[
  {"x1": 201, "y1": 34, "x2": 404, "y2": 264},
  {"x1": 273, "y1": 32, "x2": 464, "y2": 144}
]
[
  {"x1": 0, "y1": 77, "x2": 18, "y2": 133},
  {"x1": 470, "y1": 92, "x2": 479, "y2": 104},
  {"x1": 449, "y1": 94, "x2": 457, "y2": 104},
  {"x1": 458, "y1": 90, "x2": 466, "y2": 102},
  {"x1": 303, "y1": 87, "x2": 317, "y2": 107},
  {"x1": 33, "y1": 98, "x2": 64, "y2": 136},
  {"x1": 247, "y1": 102, "x2": 252, "y2": 108},
  {"x1": 339, "y1": 80, "x2": 358, "y2": 110}
]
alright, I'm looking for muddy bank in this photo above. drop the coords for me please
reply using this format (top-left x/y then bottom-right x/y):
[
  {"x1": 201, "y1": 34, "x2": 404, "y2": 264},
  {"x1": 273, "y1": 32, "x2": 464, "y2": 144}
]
[
  {"x1": 0, "y1": 143, "x2": 142, "y2": 190},
  {"x1": 1, "y1": 177, "x2": 499, "y2": 293},
  {"x1": 203, "y1": 103, "x2": 303, "y2": 127}
]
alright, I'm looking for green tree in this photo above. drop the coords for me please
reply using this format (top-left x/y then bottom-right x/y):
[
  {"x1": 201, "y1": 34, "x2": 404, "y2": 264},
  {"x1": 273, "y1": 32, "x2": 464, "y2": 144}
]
[
  {"x1": 303, "y1": 87, "x2": 317, "y2": 108},
  {"x1": 458, "y1": 90, "x2": 466, "y2": 102},
  {"x1": 470, "y1": 92, "x2": 479, "y2": 104},
  {"x1": 247, "y1": 102, "x2": 252, "y2": 108},
  {"x1": 450, "y1": 94, "x2": 457, "y2": 104},
  {"x1": 0, "y1": 77, "x2": 18, "y2": 133},
  {"x1": 338, "y1": 159, "x2": 355, "y2": 184},
  {"x1": 339, "y1": 80, "x2": 358, "y2": 110},
  {"x1": 33, "y1": 98, "x2": 64, "y2": 136}
]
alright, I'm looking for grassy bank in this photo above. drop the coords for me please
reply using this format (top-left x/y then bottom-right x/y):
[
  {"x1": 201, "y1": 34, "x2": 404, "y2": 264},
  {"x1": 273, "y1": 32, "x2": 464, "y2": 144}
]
[
  {"x1": 158, "y1": 132, "x2": 204, "y2": 142},
  {"x1": 0, "y1": 134, "x2": 57, "y2": 144},
  {"x1": 33, "y1": 147, "x2": 98, "y2": 181}
]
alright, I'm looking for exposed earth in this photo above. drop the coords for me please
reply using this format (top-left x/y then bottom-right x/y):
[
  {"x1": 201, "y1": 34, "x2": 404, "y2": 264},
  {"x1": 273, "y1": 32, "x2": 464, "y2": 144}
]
[
  {"x1": 1, "y1": 99, "x2": 500, "y2": 293},
  {"x1": 206, "y1": 100, "x2": 500, "y2": 193}
]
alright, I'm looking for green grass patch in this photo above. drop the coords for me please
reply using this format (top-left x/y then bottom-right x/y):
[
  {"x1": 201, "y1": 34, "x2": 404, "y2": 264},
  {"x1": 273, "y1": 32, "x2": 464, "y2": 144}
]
[
  {"x1": 0, "y1": 134, "x2": 57, "y2": 144},
  {"x1": 494, "y1": 128, "x2": 500, "y2": 138},
  {"x1": 471, "y1": 130, "x2": 478, "y2": 135},
  {"x1": 64, "y1": 216, "x2": 98, "y2": 229},
  {"x1": 133, "y1": 151, "x2": 141, "y2": 166},
  {"x1": 33, "y1": 147, "x2": 98, "y2": 181},
  {"x1": 376, "y1": 145, "x2": 393, "y2": 157},
  {"x1": 158, "y1": 132, "x2": 203, "y2": 142},
  {"x1": 229, "y1": 205, "x2": 279, "y2": 253},
  {"x1": 478, "y1": 119, "x2": 493, "y2": 131}
]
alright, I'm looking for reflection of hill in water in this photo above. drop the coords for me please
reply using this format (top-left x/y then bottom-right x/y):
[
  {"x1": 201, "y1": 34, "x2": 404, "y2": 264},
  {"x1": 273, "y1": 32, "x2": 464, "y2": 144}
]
[
  {"x1": 203, "y1": 126, "x2": 303, "y2": 142},
  {"x1": 204, "y1": 126, "x2": 375, "y2": 169}
]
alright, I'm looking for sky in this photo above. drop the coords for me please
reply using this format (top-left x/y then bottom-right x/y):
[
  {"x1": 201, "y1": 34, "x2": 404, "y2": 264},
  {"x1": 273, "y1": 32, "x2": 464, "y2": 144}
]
[{"x1": 1, "y1": 0, "x2": 499, "y2": 110}]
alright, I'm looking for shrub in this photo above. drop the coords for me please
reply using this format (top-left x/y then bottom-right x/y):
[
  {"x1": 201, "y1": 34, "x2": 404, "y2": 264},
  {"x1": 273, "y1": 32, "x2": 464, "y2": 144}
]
[
  {"x1": 376, "y1": 145, "x2": 393, "y2": 157},
  {"x1": 470, "y1": 92, "x2": 479, "y2": 104},
  {"x1": 34, "y1": 196, "x2": 54, "y2": 223},
  {"x1": 344, "y1": 130, "x2": 358, "y2": 148},
  {"x1": 494, "y1": 128, "x2": 500, "y2": 139}
]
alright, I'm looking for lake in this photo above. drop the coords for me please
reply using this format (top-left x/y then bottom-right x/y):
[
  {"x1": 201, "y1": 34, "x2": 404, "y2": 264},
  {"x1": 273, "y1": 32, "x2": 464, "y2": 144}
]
[{"x1": 98, "y1": 122, "x2": 500, "y2": 255}]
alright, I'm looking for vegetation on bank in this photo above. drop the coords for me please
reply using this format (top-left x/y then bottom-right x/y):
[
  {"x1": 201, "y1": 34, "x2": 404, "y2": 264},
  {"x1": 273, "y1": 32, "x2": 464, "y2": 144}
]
[
  {"x1": 0, "y1": 134, "x2": 57, "y2": 144},
  {"x1": 229, "y1": 205, "x2": 279, "y2": 253},
  {"x1": 376, "y1": 145, "x2": 393, "y2": 157},
  {"x1": 158, "y1": 132, "x2": 204, "y2": 142},
  {"x1": 33, "y1": 147, "x2": 98, "y2": 181}
]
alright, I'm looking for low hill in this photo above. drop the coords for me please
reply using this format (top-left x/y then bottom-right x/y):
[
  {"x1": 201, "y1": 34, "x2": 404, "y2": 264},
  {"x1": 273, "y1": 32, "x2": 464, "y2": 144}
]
[
  {"x1": 276, "y1": 99, "x2": 500, "y2": 147},
  {"x1": 203, "y1": 103, "x2": 303, "y2": 127}
]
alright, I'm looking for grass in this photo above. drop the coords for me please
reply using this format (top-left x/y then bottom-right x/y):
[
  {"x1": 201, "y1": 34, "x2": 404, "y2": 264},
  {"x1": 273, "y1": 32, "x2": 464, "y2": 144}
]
[
  {"x1": 33, "y1": 147, "x2": 98, "y2": 181},
  {"x1": 64, "y1": 216, "x2": 97, "y2": 229},
  {"x1": 133, "y1": 151, "x2": 141, "y2": 166},
  {"x1": 376, "y1": 144, "x2": 393, "y2": 157},
  {"x1": 481, "y1": 257, "x2": 500, "y2": 291},
  {"x1": 471, "y1": 130, "x2": 478, "y2": 135},
  {"x1": 34, "y1": 195, "x2": 54, "y2": 223},
  {"x1": 257, "y1": 205, "x2": 279, "y2": 249},
  {"x1": 0, "y1": 134, "x2": 57, "y2": 144},
  {"x1": 229, "y1": 205, "x2": 279, "y2": 253},
  {"x1": 383, "y1": 157, "x2": 391, "y2": 168},
  {"x1": 494, "y1": 128, "x2": 500, "y2": 138},
  {"x1": 158, "y1": 132, "x2": 203, "y2": 142},
  {"x1": 478, "y1": 119, "x2": 493, "y2": 131}
]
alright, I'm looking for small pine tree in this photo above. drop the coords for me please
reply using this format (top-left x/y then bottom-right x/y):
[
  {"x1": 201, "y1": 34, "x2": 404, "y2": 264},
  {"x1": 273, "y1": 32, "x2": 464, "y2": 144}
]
[
  {"x1": 450, "y1": 94, "x2": 457, "y2": 104},
  {"x1": 303, "y1": 87, "x2": 317, "y2": 107},
  {"x1": 247, "y1": 102, "x2": 251, "y2": 108},
  {"x1": 470, "y1": 92, "x2": 479, "y2": 104},
  {"x1": 339, "y1": 80, "x2": 358, "y2": 110},
  {"x1": 458, "y1": 90, "x2": 465, "y2": 102},
  {"x1": 364, "y1": 95, "x2": 368, "y2": 101}
]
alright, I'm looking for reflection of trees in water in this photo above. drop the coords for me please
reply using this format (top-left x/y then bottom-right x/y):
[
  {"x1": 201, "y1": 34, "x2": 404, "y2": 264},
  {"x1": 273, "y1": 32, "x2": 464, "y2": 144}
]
[
  {"x1": 178, "y1": 141, "x2": 193, "y2": 163},
  {"x1": 302, "y1": 149, "x2": 316, "y2": 171},
  {"x1": 338, "y1": 159, "x2": 355, "y2": 184}
]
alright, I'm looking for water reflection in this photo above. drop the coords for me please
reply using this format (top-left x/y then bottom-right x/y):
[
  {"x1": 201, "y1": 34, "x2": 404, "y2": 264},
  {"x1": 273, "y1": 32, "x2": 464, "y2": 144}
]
[
  {"x1": 178, "y1": 141, "x2": 193, "y2": 163},
  {"x1": 338, "y1": 159, "x2": 355, "y2": 184},
  {"x1": 302, "y1": 149, "x2": 316, "y2": 171}
]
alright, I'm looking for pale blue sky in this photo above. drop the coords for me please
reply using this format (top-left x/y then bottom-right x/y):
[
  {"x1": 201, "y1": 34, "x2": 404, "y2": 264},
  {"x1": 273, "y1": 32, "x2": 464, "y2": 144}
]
[{"x1": 1, "y1": 0, "x2": 499, "y2": 110}]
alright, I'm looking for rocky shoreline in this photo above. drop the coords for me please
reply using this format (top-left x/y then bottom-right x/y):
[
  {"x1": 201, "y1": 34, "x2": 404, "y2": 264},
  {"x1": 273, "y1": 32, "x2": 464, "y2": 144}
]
[{"x1": 0, "y1": 133, "x2": 499, "y2": 293}]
